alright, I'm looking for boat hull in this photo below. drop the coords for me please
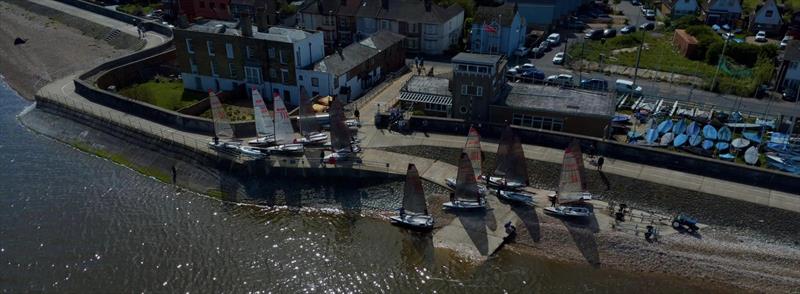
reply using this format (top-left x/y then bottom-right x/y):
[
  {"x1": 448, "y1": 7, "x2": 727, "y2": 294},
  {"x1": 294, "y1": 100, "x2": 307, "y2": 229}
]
[
  {"x1": 389, "y1": 214, "x2": 433, "y2": 230},
  {"x1": 442, "y1": 200, "x2": 486, "y2": 210},
  {"x1": 446, "y1": 178, "x2": 488, "y2": 194},
  {"x1": 483, "y1": 176, "x2": 526, "y2": 189},
  {"x1": 263, "y1": 144, "x2": 305, "y2": 155},
  {"x1": 544, "y1": 206, "x2": 591, "y2": 217},
  {"x1": 498, "y1": 190, "x2": 535, "y2": 205}
]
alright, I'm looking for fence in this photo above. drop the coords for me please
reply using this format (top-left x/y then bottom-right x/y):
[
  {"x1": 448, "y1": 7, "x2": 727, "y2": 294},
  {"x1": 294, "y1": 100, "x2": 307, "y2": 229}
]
[
  {"x1": 345, "y1": 66, "x2": 409, "y2": 113},
  {"x1": 34, "y1": 93, "x2": 393, "y2": 176}
]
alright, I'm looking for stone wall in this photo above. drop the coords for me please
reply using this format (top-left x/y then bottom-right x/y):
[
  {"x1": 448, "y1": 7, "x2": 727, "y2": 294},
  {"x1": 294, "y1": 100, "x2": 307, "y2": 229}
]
[{"x1": 407, "y1": 115, "x2": 800, "y2": 195}]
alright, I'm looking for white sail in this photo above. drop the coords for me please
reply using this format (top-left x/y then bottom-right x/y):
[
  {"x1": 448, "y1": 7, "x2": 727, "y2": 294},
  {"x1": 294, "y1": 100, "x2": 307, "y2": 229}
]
[
  {"x1": 464, "y1": 126, "x2": 482, "y2": 179},
  {"x1": 558, "y1": 140, "x2": 587, "y2": 203},
  {"x1": 272, "y1": 92, "x2": 296, "y2": 144},
  {"x1": 251, "y1": 89, "x2": 273, "y2": 137},
  {"x1": 209, "y1": 91, "x2": 234, "y2": 140}
]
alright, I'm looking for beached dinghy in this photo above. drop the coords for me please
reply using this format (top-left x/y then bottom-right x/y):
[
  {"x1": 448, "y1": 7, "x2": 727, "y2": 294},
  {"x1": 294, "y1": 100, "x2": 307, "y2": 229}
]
[
  {"x1": 656, "y1": 119, "x2": 673, "y2": 135},
  {"x1": 324, "y1": 97, "x2": 361, "y2": 163},
  {"x1": 296, "y1": 87, "x2": 329, "y2": 145},
  {"x1": 390, "y1": 164, "x2": 433, "y2": 229},
  {"x1": 263, "y1": 92, "x2": 304, "y2": 155},
  {"x1": 207, "y1": 91, "x2": 265, "y2": 158},
  {"x1": 702, "y1": 139, "x2": 714, "y2": 150},
  {"x1": 672, "y1": 119, "x2": 687, "y2": 135},
  {"x1": 247, "y1": 88, "x2": 276, "y2": 146},
  {"x1": 448, "y1": 126, "x2": 489, "y2": 191},
  {"x1": 544, "y1": 141, "x2": 592, "y2": 218},
  {"x1": 717, "y1": 126, "x2": 732, "y2": 142},
  {"x1": 686, "y1": 121, "x2": 701, "y2": 137},
  {"x1": 715, "y1": 142, "x2": 729, "y2": 151},
  {"x1": 443, "y1": 153, "x2": 486, "y2": 210},
  {"x1": 484, "y1": 126, "x2": 529, "y2": 189},
  {"x1": 659, "y1": 132, "x2": 675, "y2": 146},
  {"x1": 744, "y1": 146, "x2": 759, "y2": 165}
]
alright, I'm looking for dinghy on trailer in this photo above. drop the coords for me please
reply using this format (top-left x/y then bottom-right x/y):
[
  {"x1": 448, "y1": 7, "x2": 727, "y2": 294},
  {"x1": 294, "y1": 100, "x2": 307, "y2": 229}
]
[
  {"x1": 296, "y1": 87, "x2": 329, "y2": 145},
  {"x1": 247, "y1": 88, "x2": 276, "y2": 146},
  {"x1": 443, "y1": 153, "x2": 486, "y2": 210},
  {"x1": 448, "y1": 126, "x2": 489, "y2": 191},
  {"x1": 263, "y1": 92, "x2": 305, "y2": 155},
  {"x1": 390, "y1": 164, "x2": 433, "y2": 229},
  {"x1": 744, "y1": 146, "x2": 759, "y2": 165},
  {"x1": 324, "y1": 97, "x2": 360, "y2": 163},
  {"x1": 207, "y1": 91, "x2": 264, "y2": 158}
]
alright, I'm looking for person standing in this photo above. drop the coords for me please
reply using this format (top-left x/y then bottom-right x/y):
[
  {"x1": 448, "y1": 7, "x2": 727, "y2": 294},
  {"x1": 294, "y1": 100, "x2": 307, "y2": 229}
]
[
  {"x1": 597, "y1": 156, "x2": 605, "y2": 171},
  {"x1": 171, "y1": 165, "x2": 177, "y2": 184},
  {"x1": 354, "y1": 109, "x2": 360, "y2": 121}
]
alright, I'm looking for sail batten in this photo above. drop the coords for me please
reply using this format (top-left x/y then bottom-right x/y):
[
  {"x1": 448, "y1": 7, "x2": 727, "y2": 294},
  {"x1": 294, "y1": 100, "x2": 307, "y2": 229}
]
[
  {"x1": 558, "y1": 140, "x2": 587, "y2": 203},
  {"x1": 252, "y1": 89, "x2": 274, "y2": 137},
  {"x1": 455, "y1": 153, "x2": 480, "y2": 201},
  {"x1": 329, "y1": 98, "x2": 351, "y2": 151},
  {"x1": 403, "y1": 164, "x2": 427, "y2": 214},
  {"x1": 464, "y1": 126, "x2": 482, "y2": 179},
  {"x1": 272, "y1": 93, "x2": 295, "y2": 144},
  {"x1": 209, "y1": 92, "x2": 234, "y2": 139}
]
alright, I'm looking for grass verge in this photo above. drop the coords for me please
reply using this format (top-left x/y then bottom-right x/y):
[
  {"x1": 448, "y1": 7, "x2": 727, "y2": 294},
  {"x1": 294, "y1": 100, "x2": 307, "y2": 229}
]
[
  {"x1": 70, "y1": 140, "x2": 171, "y2": 183},
  {"x1": 118, "y1": 75, "x2": 206, "y2": 111}
]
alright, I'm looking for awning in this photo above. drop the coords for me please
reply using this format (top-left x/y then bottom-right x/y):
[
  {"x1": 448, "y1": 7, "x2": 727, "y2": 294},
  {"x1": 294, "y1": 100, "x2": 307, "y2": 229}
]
[{"x1": 398, "y1": 91, "x2": 452, "y2": 106}]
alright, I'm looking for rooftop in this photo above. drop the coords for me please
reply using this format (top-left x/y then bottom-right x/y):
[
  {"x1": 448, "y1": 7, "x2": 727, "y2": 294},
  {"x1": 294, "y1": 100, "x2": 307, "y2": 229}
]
[
  {"x1": 403, "y1": 76, "x2": 451, "y2": 96},
  {"x1": 313, "y1": 30, "x2": 404, "y2": 76},
  {"x1": 452, "y1": 53, "x2": 503, "y2": 65},
  {"x1": 356, "y1": 0, "x2": 464, "y2": 24},
  {"x1": 784, "y1": 39, "x2": 800, "y2": 61},
  {"x1": 184, "y1": 21, "x2": 316, "y2": 43},
  {"x1": 499, "y1": 83, "x2": 614, "y2": 117},
  {"x1": 474, "y1": 3, "x2": 518, "y2": 26}
]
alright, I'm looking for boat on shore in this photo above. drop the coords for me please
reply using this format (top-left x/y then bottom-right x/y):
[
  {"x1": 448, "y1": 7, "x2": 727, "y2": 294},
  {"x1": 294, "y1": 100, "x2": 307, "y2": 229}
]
[
  {"x1": 324, "y1": 97, "x2": 361, "y2": 163},
  {"x1": 296, "y1": 87, "x2": 328, "y2": 146},
  {"x1": 673, "y1": 133, "x2": 688, "y2": 147},
  {"x1": 443, "y1": 153, "x2": 486, "y2": 210},
  {"x1": 484, "y1": 126, "x2": 528, "y2": 189},
  {"x1": 262, "y1": 92, "x2": 304, "y2": 155},
  {"x1": 744, "y1": 146, "x2": 759, "y2": 165},
  {"x1": 703, "y1": 125, "x2": 718, "y2": 140},
  {"x1": 247, "y1": 88, "x2": 276, "y2": 146},
  {"x1": 731, "y1": 138, "x2": 750, "y2": 149},
  {"x1": 544, "y1": 141, "x2": 592, "y2": 218},
  {"x1": 448, "y1": 126, "x2": 489, "y2": 191},
  {"x1": 207, "y1": 91, "x2": 265, "y2": 158},
  {"x1": 390, "y1": 164, "x2": 433, "y2": 230}
]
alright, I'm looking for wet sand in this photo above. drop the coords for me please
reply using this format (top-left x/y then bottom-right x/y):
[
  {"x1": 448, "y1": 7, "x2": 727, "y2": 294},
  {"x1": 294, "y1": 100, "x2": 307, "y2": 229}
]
[
  {"x1": 0, "y1": 1, "x2": 131, "y2": 99},
  {"x1": 381, "y1": 145, "x2": 800, "y2": 293}
]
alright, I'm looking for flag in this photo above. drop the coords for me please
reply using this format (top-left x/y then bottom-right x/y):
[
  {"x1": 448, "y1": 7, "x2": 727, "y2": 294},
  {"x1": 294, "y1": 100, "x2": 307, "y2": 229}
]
[{"x1": 483, "y1": 23, "x2": 497, "y2": 33}]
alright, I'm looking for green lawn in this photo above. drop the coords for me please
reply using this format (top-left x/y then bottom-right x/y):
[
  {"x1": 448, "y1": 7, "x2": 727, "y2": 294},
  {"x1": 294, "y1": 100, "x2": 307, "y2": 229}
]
[
  {"x1": 569, "y1": 34, "x2": 718, "y2": 78},
  {"x1": 118, "y1": 76, "x2": 206, "y2": 111},
  {"x1": 200, "y1": 104, "x2": 254, "y2": 121},
  {"x1": 116, "y1": 3, "x2": 159, "y2": 16}
]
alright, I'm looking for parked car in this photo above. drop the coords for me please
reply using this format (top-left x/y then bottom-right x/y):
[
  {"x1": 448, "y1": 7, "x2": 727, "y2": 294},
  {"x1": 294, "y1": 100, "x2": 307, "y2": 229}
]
[
  {"x1": 671, "y1": 214, "x2": 700, "y2": 233},
  {"x1": 721, "y1": 32, "x2": 734, "y2": 40},
  {"x1": 521, "y1": 69, "x2": 545, "y2": 82},
  {"x1": 755, "y1": 31, "x2": 767, "y2": 42},
  {"x1": 631, "y1": 0, "x2": 641, "y2": 5},
  {"x1": 580, "y1": 78, "x2": 608, "y2": 91},
  {"x1": 644, "y1": 9, "x2": 656, "y2": 20},
  {"x1": 711, "y1": 24, "x2": 721, "y2": 32},
  {"x1": 722, "y1": 24, "x2": 731, "y2": 31},
  {"x1": 547, "y1": 33, "x2": 561, "y2": 45},
  {"x1": 552, "y1": 52, "x2": 565, "y2": 64},
  {"x1": 567, "y1": 19, "x2": 586, "y2": 29},
  {"x1": 603, "y1": 28, "x2": 617, "y2": 38},
  {"x1": 530, "y1": 46, "x2": 545, "y2": 58},
  {"x1": 639, "y1": 22, "x2": 655, "y2": 31},
  {"x1": 615, "y1": 79, "x2": 643, "y2": 96},
  {"x1": 507, "y1": 63, "x2": 536, "y2": 76},
  {"x1": 514, "y1": 46, "x2": 530, "y2": 57},
  {"x1": 620, "y1": 25, "x2": 637, "y2": 34},
  {"x1": 585, "y1": 29, "x2": 604, "y2": 40},
  {"x1": 546, "y1": 74, "x2": 574, "y2": 87},
  {"x1": 781, "y1": 35, "x2": 791, "y2": 49},
  {"x1": 145, "y1": 9, "x2": 163, "y2": 19},
  {"x1": 540, "y1": 40, "x2": 552, "y2": 51}
]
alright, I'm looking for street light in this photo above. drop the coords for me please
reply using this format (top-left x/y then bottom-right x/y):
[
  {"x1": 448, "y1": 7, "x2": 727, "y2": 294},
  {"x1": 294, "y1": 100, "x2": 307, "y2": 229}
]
[
  {"x1": 709, "y1": 36, "x2": 730, "y2": 92},
  {"x1": 632, "y1": 23, "x2": 646, "y2": 86}
]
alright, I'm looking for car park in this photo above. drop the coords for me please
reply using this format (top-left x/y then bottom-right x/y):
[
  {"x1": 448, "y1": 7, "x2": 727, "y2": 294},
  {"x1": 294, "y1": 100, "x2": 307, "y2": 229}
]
[
  {"x1": 639, "y1": 22, "x2": 655, "y2": 31},
  {"x1": 603, "y1": 28, "x2": 617, "y2": 38},
  {"x1": 755, "y1": 31, "x2": 767, "y2": 42},
  {"x1": 546, "y1": 74, "x2": 574, "y2": 87},
  {"x1": 580, "y1": 78, "x2": 608, "y2": 91},
  {"x1": 620, "y1": 25, "x2": 637, "y2": 34},
  {"x1": 585, "y1": 29, "x2": 604, "y2": 40},
  {"x1": 615, "y1": 79, "x2": 643, "y2": 96},
  {"x1": 552, "y1": 52, "x2": 565, "y2": 64},
  {"x1": 547, "y1": 33, "x2": 561, "y2": 45}
]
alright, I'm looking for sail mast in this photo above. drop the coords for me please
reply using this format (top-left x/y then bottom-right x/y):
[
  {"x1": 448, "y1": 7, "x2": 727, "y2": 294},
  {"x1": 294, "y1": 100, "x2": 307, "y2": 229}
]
[{"x1": 494, "y1": 126, "x2": 514, "y2": 176}]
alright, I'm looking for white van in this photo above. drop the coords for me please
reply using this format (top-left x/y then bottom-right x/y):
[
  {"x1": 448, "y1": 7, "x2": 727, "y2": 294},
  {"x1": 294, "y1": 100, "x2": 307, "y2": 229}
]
[
  {"x1": 615, "y1": 79, "x2": 643, "y2": 96},
  {"x1": 547, "y1": 33, "x2": 561, "y2": 45}
]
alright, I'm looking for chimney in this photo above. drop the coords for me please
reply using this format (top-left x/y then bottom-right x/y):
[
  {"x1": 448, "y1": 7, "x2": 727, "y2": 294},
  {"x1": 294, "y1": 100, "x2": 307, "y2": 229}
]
[
  {"x1": 240, "y1": 12, "x2": 252, "y2": 37},
  {"x1": 256, "y1": 7, "x2": 267, "y2": 32},
  {"x1": 424, "y1": 0, "x2": 431, "y2": 12},
  {"x1": 382, "y1": 0, "x2": 389, "y2": 10}
]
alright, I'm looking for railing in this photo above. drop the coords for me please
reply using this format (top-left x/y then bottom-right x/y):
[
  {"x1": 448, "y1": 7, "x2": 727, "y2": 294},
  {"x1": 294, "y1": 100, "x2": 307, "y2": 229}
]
[{"x1": 35, "y1": 94, "x2": 393, "y2": 175}]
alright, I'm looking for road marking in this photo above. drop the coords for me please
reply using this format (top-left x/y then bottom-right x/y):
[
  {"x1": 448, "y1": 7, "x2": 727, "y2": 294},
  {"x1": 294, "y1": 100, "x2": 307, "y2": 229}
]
[{"x1": 60, "y1": 82, "x2": 70, "y2": 96}]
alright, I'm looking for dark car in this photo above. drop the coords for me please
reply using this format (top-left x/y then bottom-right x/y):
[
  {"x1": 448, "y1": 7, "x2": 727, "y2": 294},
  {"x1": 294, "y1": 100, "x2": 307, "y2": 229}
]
[
  {"x1": 521, "y1": 69, "x2": 546, "y2": 82},
  {"x1": 620, "y1": 25, "x2": 637, "y2": 34},
  {"x1": 584, "y1": 29, "x2": 604, "y2": 40},
  {"x1": 530, "y1": 46, "x2": 545, "y2": 58},
  {"x1": 580, "y1": 78, "x2": 608, "y2": 91},
  {"x1": 631, "y1": 0, "x2": 641, "y2": 5},
  {"x1": 603, "y1": 28, "x2": 617, "y2": 38},
  {"x1": 639, "y1": 22, "x2": 655, "y2": 31}
]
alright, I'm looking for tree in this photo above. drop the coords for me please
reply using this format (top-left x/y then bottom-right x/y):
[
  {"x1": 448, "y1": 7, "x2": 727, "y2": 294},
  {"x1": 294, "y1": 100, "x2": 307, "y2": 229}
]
[{"x1": 435, "y1": 0, "x2": 476, "y2": 18}]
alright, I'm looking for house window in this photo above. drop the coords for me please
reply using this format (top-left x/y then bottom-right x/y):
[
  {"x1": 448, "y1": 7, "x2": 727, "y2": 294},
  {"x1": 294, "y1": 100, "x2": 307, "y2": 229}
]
[
  {"x1": 405, "y1": 38, "x2": 418, "y2": 49},
  {"x1": 478, "y1": 67, "x2": 488, "y2": 74},
  {"x1": 476, "y1": 86, "x2": 483, "y2": 96},
  {"x1": 269, "y1": 68, "x2": 277, "y2": 79},
  {"x1": 246, "y1": 46, "x2": 254, "y2": 59},
  {"x1": 311, "y1": 77, "x2": 319, "y2": 87},
  {"x1": 425, "y1": 103, "x2": 447, "y2": 112},
  {"x1": 333, "y1": 76, "x2": 339, "y2": 88},
  {"x1": 409, "y1": 23, "x2": 418, "y2": 33},
  {"x1": 244, "y1": 66, "x2": 262, "y2": 84},
  {"x1": 279, "y1": 50, "x2": 287, "y2": 64},
  {"x1": 189, "y1": 55, "x2": 198, "y2": 74},
  {"x1": 298, "y1": 75, "x2": 303, "y2": 81},
  {"x1": 268, "y1": 48, "x2": 276, "y2": 58},
  {"x1": 281, "y1": 69, "x2": 290, "y2": 83},
  {"x1": 228, "y1": 63, "x2": 237, "y2": 78},
  {"x1": 512, "y1": 114, "x2": 522, "y2": 125},
  {"x1": 381, "y1": 20, "x2": 390, "y2": 30},
  {"x1": 766, "y1": 10, "x2": 773, "y2": 17},
  {"x1": 207, "y1": 41, "x2": 215, "y2": 56},
  {"x1": 210, "y1": 60, "x2": 218, "y2": 76},
  {"x1": 185, "y1": 38, "x2": 194, "y2": 54},
  {"x1": 459, "y1": 106, "x2": 468, "y2": 114},
  {"x1": 225, "y1": 43, "x2": 234, "y2": 59},
  {"x1": 424, "y1": 24, "x2": 437, "y2": 35},
  {"x1": 461, "y1": 85, "x2": 468, "y2": 95},
  {"x1": 324, "y1": 15, "x2": 335, "y2": 26},
  {"x1": 457, "y1": 64, "x2": 467, "y2": 71}
]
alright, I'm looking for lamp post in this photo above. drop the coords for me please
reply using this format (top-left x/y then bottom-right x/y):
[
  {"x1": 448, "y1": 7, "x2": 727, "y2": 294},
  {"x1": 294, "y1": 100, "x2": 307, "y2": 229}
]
[
  {"x1": 632, "y1": 24, "x2": 646, "y2": 86},
  {"x1": 710, "y1": 37, "x2": 730, "y2": 92}
]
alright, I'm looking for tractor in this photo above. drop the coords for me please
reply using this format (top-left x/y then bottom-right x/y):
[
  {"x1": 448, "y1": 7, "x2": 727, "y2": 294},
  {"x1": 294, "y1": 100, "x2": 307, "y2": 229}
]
[{"x1": 671, "y1": 214, "x2": 700, "y2": 233}]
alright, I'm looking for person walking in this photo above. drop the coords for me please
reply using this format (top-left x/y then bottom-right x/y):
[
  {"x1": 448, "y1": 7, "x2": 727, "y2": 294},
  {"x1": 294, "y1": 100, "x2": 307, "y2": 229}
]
[
  {"x1": 171, "y1": 165, "x2": 177, "y2": 184},
  {"x1": 353, "y1": 109, "x2": 360, "y2": 121},
  {"x1": 597, "y1": 156, "x2": 605, "y2": 171}
]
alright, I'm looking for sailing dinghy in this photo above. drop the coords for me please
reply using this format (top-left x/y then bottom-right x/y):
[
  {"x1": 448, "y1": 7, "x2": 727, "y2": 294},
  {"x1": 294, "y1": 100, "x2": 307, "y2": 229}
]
[
  {"x1": 484, "y1": 126, "x2": 528, "y2": 189},
  {"x1": 544, "y1": 141, "x2": 592, "y2": 218},
  {"x1": 390, "y1": 164, "x2": 433, "y2": 229},
  {"x1": 207, "y1": 91, "x2": 264, "y2": 158},
  {"x1": 262, "y1": 92, "x2": 304, "y2": 155},
  {"x1": 247, "y1": 88, "x2": 276, "y2": 146},
  {"x1": 324, "y1": 97, "x2": 361, "y2": 163},
  {"x1": 296, "y1": 87, "x2": 329, "y2": 145},
  {"x1": 447, "y1": 126, "x2": 488, "y2": 193},
  {"x1": 443, "y1": 153, "x2": 486, "y2": 210}
]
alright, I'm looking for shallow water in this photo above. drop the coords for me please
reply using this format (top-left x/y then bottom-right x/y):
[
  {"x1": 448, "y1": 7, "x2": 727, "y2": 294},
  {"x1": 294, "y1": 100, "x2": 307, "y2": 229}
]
[{"x1": 0, "y1": 80, "x2": 723, "y2": 292}]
